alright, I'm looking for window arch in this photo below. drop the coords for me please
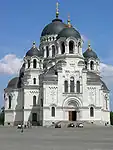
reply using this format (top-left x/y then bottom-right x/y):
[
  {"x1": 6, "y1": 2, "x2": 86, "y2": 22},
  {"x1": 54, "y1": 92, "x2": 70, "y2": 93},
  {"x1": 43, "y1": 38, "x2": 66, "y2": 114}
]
[
  {"x1": 69, "y1": 41, "x2": 74, "y2": 54},
  {"x1": 51, "y1": 107, "x2": 55, "y2": 117},
  {"x1": 9, "y1": 95, "x2": 11, "y2": 109},
  {"x1": 90, "y1": 107, "x2": 94, "y2": 117},
  {"x1": 61, "y1": 42, "x2": 65, "y2": 54},
  {"x1": 33, "y1": 78, "x2": 36, "y2": 84},
  {"x1": 33, "y1": 59, "x2": 37, "y2": 68},
  {"x1": 52, "y1": 45, "x2": 55, "y2": 57},
  {"x1": 64, "y1": 80, "x2": 68, "y2": 93},
  {"x1": 70, "y1": 77, "x2": 74, "y2": 92},
  {"x1": 46, "y1": 46, "x2": 49, "y2": 57},
  {"x1": 76, "y1": 81, "x2": 80, "y2": 93},
  {"x1": 90, "y1": 61, "x2": 94, "y2": 70},
  {"x1": 28, "y1": 60, "x2": 30, "y2": 68},
  {"x1": 33, "y1": 96, "x2": 36, "y2": 106}
]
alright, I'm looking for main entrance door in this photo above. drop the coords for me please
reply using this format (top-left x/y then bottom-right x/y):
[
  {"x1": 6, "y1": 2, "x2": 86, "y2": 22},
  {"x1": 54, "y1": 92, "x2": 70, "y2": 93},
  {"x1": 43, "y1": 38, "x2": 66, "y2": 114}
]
[
  {"x1": 69, "y1": 111, "x2": 77, "y2": 121},
  {"x1": 32, "y1": 113, "x2": 37, "y2": 126}
]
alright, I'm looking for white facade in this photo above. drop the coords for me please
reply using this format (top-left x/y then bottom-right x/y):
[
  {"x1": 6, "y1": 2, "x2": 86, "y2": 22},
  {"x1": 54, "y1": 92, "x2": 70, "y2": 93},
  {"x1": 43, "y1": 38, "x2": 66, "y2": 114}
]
[{"x1": 4, "y1": 8, "x2": 110, "y2": 126}]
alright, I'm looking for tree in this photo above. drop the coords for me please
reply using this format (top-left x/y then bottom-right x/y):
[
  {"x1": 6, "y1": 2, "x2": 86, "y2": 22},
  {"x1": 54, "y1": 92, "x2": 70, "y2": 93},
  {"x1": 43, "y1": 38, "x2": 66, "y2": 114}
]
[{"x1": 110, "y1": 111, "x2": 113, "y2": 125}]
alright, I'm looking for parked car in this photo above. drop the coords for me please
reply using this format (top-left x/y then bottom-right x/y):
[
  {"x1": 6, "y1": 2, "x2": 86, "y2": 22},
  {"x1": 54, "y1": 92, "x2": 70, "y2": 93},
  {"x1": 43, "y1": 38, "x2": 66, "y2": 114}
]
[
  {"x1": 76, "y1": 123, "x2": 83, "y2": 128},
  {"x1": 55, "y1": 124, "x2": 61, "y2": 128},
  {"x1": 67, "y1": 123, "x2": 75, "y2": 128},
  {"x1": 17, "y1": 124, "x2": 22, "y2": 129}
]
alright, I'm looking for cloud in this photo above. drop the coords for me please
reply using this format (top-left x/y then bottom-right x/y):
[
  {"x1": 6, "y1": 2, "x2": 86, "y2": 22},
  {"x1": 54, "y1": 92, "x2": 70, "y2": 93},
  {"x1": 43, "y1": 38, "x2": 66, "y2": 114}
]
[
  {"x1": 100, "y1": 63, "x2": 113, "y2": 84},
  {"x1": 0, "y1": 54, "x2": 23, "y2": 75},
  {"x1": 100, "y1": 63, "x2": 113, "y2": 110}
]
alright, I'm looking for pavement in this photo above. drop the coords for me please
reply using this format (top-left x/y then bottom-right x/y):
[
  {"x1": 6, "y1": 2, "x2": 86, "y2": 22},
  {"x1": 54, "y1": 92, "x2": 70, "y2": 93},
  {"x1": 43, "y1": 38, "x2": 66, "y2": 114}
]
[{"x1": 0, "y1": 126, "x2": 113, "y2": 150}]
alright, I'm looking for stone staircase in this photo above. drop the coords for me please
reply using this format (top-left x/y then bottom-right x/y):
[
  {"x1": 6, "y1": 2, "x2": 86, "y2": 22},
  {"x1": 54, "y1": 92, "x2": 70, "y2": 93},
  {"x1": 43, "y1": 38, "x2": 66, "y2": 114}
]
[{"x1": 48, "y1": 120, "x2": 107, "y2": 128}]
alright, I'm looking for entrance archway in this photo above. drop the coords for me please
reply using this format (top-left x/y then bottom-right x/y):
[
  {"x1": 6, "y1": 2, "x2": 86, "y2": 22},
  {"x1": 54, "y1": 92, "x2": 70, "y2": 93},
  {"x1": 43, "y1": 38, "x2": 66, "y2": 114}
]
[{"x1": 62, "y1": 97, "x2": 82, "y2": 121}]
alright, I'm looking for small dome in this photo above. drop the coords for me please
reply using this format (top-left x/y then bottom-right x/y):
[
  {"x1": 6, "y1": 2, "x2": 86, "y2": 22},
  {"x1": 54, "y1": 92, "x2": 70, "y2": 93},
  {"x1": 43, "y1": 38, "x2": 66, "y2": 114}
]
[
  {"x1": 26, "y1": 42, "x2": 42, "y2": 57},
  {"x1": 57, "y1": 27, "x2": 81, "y2": 39},
  {"x1": 7, "y1": 77, "x2": 19, "y2": 89},
  {"x1": 83, "y1": 44, "x2": 98, "y2": 59},
  {"x1": 41, "y1": 19, "x2": 66, "y2": 36}
]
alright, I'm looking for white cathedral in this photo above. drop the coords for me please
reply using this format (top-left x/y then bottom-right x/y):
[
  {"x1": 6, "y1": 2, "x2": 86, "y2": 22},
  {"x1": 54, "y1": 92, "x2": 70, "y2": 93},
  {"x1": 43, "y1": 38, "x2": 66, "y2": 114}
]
[{"x1": 4, "y1": 3, "x2": 110, "y2": 126}]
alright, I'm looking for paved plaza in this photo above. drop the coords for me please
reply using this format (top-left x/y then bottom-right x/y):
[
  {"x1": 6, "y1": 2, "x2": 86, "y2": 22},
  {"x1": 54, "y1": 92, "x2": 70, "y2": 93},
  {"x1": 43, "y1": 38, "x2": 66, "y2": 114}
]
[{"x1": 0, "y1": 126, "x2": 113, "y2": 150}]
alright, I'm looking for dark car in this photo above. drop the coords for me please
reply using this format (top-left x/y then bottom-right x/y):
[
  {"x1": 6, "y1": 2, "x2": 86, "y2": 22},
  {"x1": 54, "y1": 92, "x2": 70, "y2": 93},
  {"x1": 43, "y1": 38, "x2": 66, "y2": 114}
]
[{"x1": 67, "y1": 123, "x2": 75, "y2": 128}]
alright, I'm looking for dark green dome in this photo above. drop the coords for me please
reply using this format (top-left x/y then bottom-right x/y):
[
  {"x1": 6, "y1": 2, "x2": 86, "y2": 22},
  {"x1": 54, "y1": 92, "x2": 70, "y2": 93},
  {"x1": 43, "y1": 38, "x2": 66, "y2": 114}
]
[
  {"x1": 83, "y1": 44, "x2": 98, "y2": 59},
  {"x1": 26, "y1": 43, "x2": 42, "y2": 57},
  {"x1": 57, "y1": 27, "x2": 81, "y2": 39},
  {"x1": 41, "y1": 19, "x2": 66, "y2": 36},
  {"x1": 7, "y1": 77, "x2": 19, "y2": 89}
]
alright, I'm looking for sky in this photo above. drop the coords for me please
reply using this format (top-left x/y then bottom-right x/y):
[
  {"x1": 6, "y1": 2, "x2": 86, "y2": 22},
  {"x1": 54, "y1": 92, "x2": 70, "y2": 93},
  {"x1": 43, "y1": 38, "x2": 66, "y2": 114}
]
[{"x1": 0, "y1": 0, "x2": 113, "y2": 110}]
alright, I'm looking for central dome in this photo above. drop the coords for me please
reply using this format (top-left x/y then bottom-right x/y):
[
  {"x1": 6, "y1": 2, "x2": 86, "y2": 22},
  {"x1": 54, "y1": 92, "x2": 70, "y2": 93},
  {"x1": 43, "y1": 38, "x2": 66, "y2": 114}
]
[
  {"x1": 41, "y1": 19, "x2": 66, "y2": 36},
  {"x1": 57, "y1": 27, "x2": 81, "y2": 39}
]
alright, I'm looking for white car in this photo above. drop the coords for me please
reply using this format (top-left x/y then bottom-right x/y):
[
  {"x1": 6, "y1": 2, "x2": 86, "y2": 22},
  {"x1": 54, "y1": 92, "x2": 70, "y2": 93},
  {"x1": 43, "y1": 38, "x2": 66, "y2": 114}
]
[
  {"x1": 76, "y1": 123, "x2": 84, "y2": 128},
  {"x1": 17, "y1": 124, "x2": 22, "y2": 129}
]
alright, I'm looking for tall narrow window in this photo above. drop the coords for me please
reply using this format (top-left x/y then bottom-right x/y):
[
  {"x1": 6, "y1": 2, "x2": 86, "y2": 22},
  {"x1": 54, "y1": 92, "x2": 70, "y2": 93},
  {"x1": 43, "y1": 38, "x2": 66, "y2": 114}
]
[
  {"x1": 90, "y1": 61, "x2": 94, "y2": 70},
  {"x1": 41, "y1": 99, "x2": 43, "y2": 107},
  {"x1": 90, "y1": 107, "x2": 94, "y2": 117},
  {"x1": 46, "y1": 46, "x2": 49, "y2": 57},
  {"x1": 106, "y1": 99, "x2": 108, "y2": 109},
  {"x1": 78, "y1": 42, "x2": 81, "y2": 53},
  {"x1": 76, "y1": 81, "x2": 80, "y2": 93},
  {"x1": 69, "y1": 41, "x2": 74, "y2": 54},
  {"x1": 70, "y1": 77, "x2": 74, "y2": 92},
  {"x1": 28, "y1": 60, "x2": 30, "y2": 68},
  {"x1": 33, "y1": 59, "x2": 37, "y2": 68},
  {"x1": 9, "y1": 95, "x2": 11, "y2": 109},
  {"x1": 33, "y1": 96, "x2": 36, "y2": 106},
  {"x1": 52, "y1": 45, "x2": 55, "y2": 57},
  {"x1": 61, "y1": 42, "x2": 65, "y2": 54},
  {"x1": 33, "y1": 78, "x2": 36, "y2": 84},
  {"x1": 64, "y1": 80, "x2": 68, "y2": 93},
  {"x1": 85, "y1": 61, "x2": 87, "y2": 69},
  {"x1": 51, "y1": 107, "x2": 55, "y2": 117}
]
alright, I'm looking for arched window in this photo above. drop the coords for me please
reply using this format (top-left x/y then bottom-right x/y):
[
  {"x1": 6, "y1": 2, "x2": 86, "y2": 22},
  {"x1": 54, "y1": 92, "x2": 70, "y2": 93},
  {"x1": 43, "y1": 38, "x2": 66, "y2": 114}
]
[
  {"x1": 33, "y1": 96, "x2": 36, "y2": 106},
  {"x1": 46, "y1": 46, "x2": 49, "y2": 57},
  {"x1": 9, "y1": 95, "x2": 11, "y2": 109},
  {"x1": 78, "y1": 42, "x2": 81, "y2": 53},
  {"x1": 90, "y1": 61, "x2": 94, "y2": 70},
  {"x1": 51, "y1": 107, "x2": 55, "y2": 117},
  {"x1": 69, "y1": 41, "x2": 74, "y2": 54},
  {"x1": 52, "y1": 45, "x2": 55, "y2": 57},
  {"x1": 28, "y1": 60, "x2": 30, "y2": 68},
  {"x1": 106, "y1": 99, "x2": 108, "y2": 109},
  {"x1": 33, "y1": 59, "x2": 37, "y2": 68},
  {"x1": 90, "y1": 107, "x2": 94, "y2": 117},
  {"x1": 64, "y1": 80, "x2": 68, "y2": 93},
  {"x1": 76, "y1": 81, "x2": 80, "y2": 93},
  {"x1": 70, "y1": 77, "x2": 74, "y2": 92},
  {"x1": 41, "y1": 99, "x2": 43, "y2": 107},
  {"x1": 61, "y1": 42, "x2": 65, "y2": 54},
  {"x1": 85, "y1": 61, "x2": 87, "y2": 69},
  {"x1": 33, "y1": 78, "x2": 36, "y2": 84}
]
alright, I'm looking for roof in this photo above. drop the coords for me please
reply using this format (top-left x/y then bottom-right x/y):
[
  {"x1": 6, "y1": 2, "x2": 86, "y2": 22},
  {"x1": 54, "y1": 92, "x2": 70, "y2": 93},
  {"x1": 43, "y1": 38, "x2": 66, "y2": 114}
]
[
  {"x1": 57, "y1": 27, "x2": 81, "y2": 39},
  {"x1": 41, "y1": 19, "x2": 66, "y2": 36},
  {"x1": 26, "y1": 43, "x2": 42, "y2": 57},
  {"x1": 87, "y1": 71, "x2": 109, "y2": 91},
  {"x1": 83, "y1": 44, "x2": 98, "y2": 59},
  {"x1": 7, "y1": 77, "x2": 19, "y2": 89}
]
